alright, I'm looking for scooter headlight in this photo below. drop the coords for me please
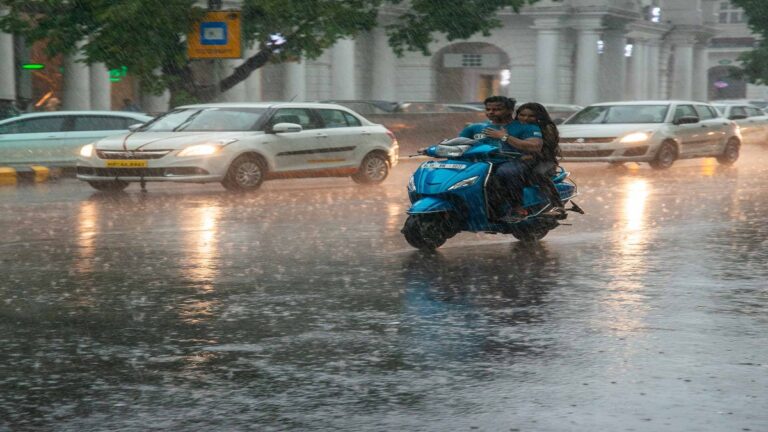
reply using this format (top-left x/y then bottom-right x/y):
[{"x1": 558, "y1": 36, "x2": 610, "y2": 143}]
[
  {"x1": 407, "y1": 175, "x2": 416, "y2": 192},
  {"x1": 448, "y1": 176, "x2": 479, "y2": 191}
]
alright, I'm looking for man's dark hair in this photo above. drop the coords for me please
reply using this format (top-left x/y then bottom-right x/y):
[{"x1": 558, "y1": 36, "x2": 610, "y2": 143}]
[{"x1": 483, "y1": 95, "x2": 516, "y2": 111}]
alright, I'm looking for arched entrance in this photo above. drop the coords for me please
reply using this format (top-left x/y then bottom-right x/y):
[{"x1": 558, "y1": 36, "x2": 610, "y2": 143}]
[
  {"x1": 434, "y1": 43, "x2": 510, "y2": 103},
  {"x1": 708, "y1": 65, "x2": 746, "y2": 100}
]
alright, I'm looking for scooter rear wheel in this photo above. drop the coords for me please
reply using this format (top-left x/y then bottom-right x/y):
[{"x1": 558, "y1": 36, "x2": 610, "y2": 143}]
[
  {"x1": 401, "y1": 214, "x2": 451, "y2": 250},
  {"x1": 510, "y1": 220, "x2": 552, "y2": 242}
]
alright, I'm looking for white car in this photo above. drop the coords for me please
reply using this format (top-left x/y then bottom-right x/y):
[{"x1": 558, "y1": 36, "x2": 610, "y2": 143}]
[
  {"x1": 0, "y1": 111, "x2": 153, "y2": 167},
  {"x1": 77, "y1": 102, "x2": 399, "y2": 191},
  {"x1": 558, "y1": 100, "x2": 742, "y2": 169},
  {"x1": 711, "y1": 103, "x2": 768, "y2": 145}
]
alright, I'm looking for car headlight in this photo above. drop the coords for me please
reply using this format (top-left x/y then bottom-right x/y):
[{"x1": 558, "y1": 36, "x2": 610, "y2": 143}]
[
  {"x1": 79, "y1": 143, "x2": 94, "y2": 157},
  {"x1": 407, "y1": 175, "x2": 416, "y2": 192},
  {"x1": 620, "y1": 132, "x2": 650, "y2": 143},
  {"x1": 448, "y1": 175, "x2": 479, "y2": 191},
  {"x1": 178, "y1": 144, "x2": 222, "y2": 157}
]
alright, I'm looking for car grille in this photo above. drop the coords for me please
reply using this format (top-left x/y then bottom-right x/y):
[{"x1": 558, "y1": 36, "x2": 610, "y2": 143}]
[
  {"x1": 96, "y1": 150, "x2": 171, "y2": 160},
  {"x1": 561, "y1": 150, "x2": 615, "y2": 158},
  {"x1": 560, "y1": 137, "x2": 616, "y2": 143},
  {"x1": 77, "y1": 167, "x2": 209, "y2": 177},
  {"x1": 622, "y1": 146, "x2": 649, "y2": 156}
]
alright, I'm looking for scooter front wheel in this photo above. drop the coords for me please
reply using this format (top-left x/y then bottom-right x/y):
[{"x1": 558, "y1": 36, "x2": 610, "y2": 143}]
[{"x1": 401, "y1": 214, "x2": 452, "y2": 250}]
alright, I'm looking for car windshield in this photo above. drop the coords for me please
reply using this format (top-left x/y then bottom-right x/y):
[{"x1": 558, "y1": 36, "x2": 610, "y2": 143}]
[
  {"x1": 139, "y1": 107, "x2": 268, "y2": 132},
  {"x1": 565, "y1": 105, "x2": 669, "y2": 124}
]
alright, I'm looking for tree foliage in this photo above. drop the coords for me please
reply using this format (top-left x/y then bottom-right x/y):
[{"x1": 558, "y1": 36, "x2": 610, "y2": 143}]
[
  {"x1": 0, "y1": 0, "x2": 541, "y2": 104},
  {"x1": 730, "y1": 0, "x2": 768, "y2": 85}
]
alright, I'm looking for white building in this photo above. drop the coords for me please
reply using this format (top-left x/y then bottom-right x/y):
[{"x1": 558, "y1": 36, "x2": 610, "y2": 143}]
[{"x1": 1, "y1": 0, "x2": 765, "y2": 111}]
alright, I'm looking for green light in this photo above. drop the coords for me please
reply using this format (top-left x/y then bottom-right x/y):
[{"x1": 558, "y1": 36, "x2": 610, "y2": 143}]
[{"x1": 22, "y1": 64, "x2": 45, "y2": 70}]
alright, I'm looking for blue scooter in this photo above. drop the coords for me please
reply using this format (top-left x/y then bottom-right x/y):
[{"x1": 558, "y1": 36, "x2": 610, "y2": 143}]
[{"x1": 401, "y1": 137, "x2": 583, "y2": 249}]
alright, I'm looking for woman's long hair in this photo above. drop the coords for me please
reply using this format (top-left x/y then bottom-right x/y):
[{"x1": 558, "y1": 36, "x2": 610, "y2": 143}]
[{"x1": 515, "y1": 102, "x2": 561, "y2": 163}]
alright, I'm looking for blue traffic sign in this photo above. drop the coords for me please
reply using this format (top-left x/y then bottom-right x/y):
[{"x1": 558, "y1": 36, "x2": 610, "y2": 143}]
[{"x1": 200, "y1": 22, "x2": 227, "y2": 45}]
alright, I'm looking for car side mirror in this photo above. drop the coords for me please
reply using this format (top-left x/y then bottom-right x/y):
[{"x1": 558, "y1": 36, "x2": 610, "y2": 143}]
[
  {"x1": 128, "y1": 123, "x2": 142, "y2": 132},
  {"x1": 729, "y1": 114, "x2": 747, "y2": 120},
  {"x1": 673, "y1": 116, "x2": 699, "y2": 125},
  {"x1": 270, "y1": 122, "x2": 302, "y2": 134}
]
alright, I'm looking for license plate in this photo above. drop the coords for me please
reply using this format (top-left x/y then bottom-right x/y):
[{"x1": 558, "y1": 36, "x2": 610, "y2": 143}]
[
  {"x1": 423, "y1": 162, "x2": 465, "y2": 170},
  {"x1": 105, "y1": 160, "x2": 147, "y2": 168},
  {"x1": 568, "y1": 144, "x2": 599, "y2": 151}
]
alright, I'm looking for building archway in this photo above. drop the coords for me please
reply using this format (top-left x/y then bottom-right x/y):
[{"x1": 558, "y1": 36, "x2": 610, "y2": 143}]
[
  {"x1": 708, "y1": 65, "x2": 746, "y2": 100},
  {"x1": 433, "y1": 43, "x2": 510, "y2": 103}
]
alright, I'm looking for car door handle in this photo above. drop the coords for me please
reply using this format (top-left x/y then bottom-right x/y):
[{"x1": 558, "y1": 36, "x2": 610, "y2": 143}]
[
  {"x1": 315, "y1": 133, "x2": 329, "y2": 138},
  {"x1": 700, "y1": 125, "x2": 708, "y2": 128}
]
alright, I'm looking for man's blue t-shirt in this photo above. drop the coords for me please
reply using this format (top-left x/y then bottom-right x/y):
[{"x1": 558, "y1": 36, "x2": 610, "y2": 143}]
[{"x1": 459, "y1": 120, "x2": 542, "y2": 152}]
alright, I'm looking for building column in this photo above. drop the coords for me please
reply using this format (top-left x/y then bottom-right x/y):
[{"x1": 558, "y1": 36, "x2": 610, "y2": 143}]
[
  {"x1": 573, "y1": 18, "x2": 603, "y2": 106},
  {"x1": 645, "y1": 39, "x2": 661, "y2": 99},
  {"x1": 533, "y1": 17, "x2": 562, "y2": 103},
  {"x1": 140, "y1": 69, "x2": 170, "y2": 114},
  {"x1": 0, "y1": 29, "x2": 15, "y2": 101},
  {"x1": 371, "y1": 28, "x2": 396, "y2": 101},
  {"x1": 692, "y1": 43, "x2": 709, "y2": 101},
  {"x1": 284, "y1": 60, "x2": 306, "y2": 101},
  {"x1": 62, "y1": 42, "x2": 91, "y2": 110},
  {"x1": 89, "y1": 63, "x2": 111, "y2": 110},
  {"x1": 627, "y1": 40, "x2": 647, "y2": 100},
  {"x1": 244, "y1": 45, "x2": 262, "y2": 102},
  {"x1": 600, "y1": 28, "x2": 627, "y2": 102},
  {"x1": 332, "y1": 38, "x2": 356, "y2": 99},
  {"x1": 669, "y1": 33, "x2": 696, "y2": 100}
]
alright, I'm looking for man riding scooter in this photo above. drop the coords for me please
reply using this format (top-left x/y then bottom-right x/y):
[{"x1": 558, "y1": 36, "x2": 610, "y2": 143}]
[{"x1": 458, "y1": 96, "x2": 543, "y2": 222}]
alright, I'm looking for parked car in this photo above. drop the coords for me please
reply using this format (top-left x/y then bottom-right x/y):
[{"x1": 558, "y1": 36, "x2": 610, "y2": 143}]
[
  {"x1": 558, "y1": 100, "x2": 742, "y2": 169},
  {"x1": 0, "y1": 111, "x2": 153, "y2": 167},
  {"x1": 77, "y1": 102, "x2": 400, "y2": 192},
  {"x1": 464, "y1": 101, "x2": 582, "y2": 124},
  {"x1": 711, "y1": 103, "x2": 768, "y2": 145},
  {"x1": 711, "y1": 98, "x2": 768, "y2": 110},
  {"x1": 319, "y1": 100, "x2": 398, "y2": 115}
]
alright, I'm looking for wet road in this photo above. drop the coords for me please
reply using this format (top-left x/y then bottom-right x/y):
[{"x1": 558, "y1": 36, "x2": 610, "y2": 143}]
[{"x1": 1, "y1": 147, "x2": 767, "y2": 431}]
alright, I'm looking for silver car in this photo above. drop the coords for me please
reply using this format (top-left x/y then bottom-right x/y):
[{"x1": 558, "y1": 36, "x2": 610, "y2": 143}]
[
  {"x1": 711, "y1": 103, "x2": 768, "y2": 145},
  {"x1": 0, "y1": 111, "x2": 153, "y2": 167},
  {"x1": 77, "y1": 102, "x2": 399, "y2": 192},
  {"x1": 558, "y1": 100, "x2": 742, "y2": 169}
]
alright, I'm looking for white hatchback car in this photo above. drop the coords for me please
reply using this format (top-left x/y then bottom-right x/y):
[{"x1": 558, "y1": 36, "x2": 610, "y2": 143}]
[
  {"x1": 711, "y1": 103, "x2": 768, "y2": 145},
  {"x1": 77, "y1": 102, "x2": 399, "y2": 192},
  {"x1": 558, "y1": 100, "x2": 742, "y2": 169},
  {"x1": 0, "y1": 111, "x2": 153, "y2": 168}
]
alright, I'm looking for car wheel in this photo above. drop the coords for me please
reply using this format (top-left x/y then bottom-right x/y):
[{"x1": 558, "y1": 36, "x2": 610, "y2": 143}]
[
  {"x1": 716, "y1": 138, "x2": 740, "y2": 165},
  {"x1": 87, "y1": 180, "x2": 129, "y2": 192},
  {"x1": 351, "y1": 152, "x2": 389, "y2": 184},
  {"x1": 222, "y1": 155, "x2": 265, "y2": 192},
  {"x1": 649, "y1": 141, "x2": 677, "y2": 170}
]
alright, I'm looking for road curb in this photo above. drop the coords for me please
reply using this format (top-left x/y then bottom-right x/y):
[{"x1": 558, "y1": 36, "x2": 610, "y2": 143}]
[{"x1": 0, "y1": 166, "x2": 55, "y2": 186}]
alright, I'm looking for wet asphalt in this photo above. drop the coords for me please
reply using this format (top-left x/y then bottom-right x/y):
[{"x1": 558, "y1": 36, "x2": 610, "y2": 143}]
[{"x1": 1, "y1": 147, "x2": 767, "y2": 431}]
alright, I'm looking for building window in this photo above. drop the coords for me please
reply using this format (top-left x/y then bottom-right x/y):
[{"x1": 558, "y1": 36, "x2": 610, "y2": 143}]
[
  {"x1": 719, "y1": 2, "x2": 744, "y2": 24},
  {"x1": 461, "y1": 54, "x2": 482, "y2": 67}
]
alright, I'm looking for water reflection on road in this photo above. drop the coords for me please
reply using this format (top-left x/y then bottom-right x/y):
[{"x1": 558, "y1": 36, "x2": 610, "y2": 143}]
[{"x1": 1, "y1": 150, "x2": 768, "y2": 431}]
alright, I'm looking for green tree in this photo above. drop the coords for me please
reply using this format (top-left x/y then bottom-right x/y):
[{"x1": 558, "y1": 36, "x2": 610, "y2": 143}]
[
  {"x1": 730, "y1": 0, "x2": 768, "y2": 86},
  {"x1": 0, "y1": 0, "x2": 541, "y2": 105}
]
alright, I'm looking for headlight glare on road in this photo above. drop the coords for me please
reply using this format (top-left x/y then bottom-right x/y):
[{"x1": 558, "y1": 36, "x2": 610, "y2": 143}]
[
  {"x1": 178, "y1": 144, "x2": 222, "y2": 157},
  {"x1": 448, "y1": 176, "x2": 479, "y2": 190},
  {"x1": 620, "y1": 132, "x2": 649, "y2": 143},
  {"x1": 79, "y1": 143, "x2": 94, "y2": 157}
]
